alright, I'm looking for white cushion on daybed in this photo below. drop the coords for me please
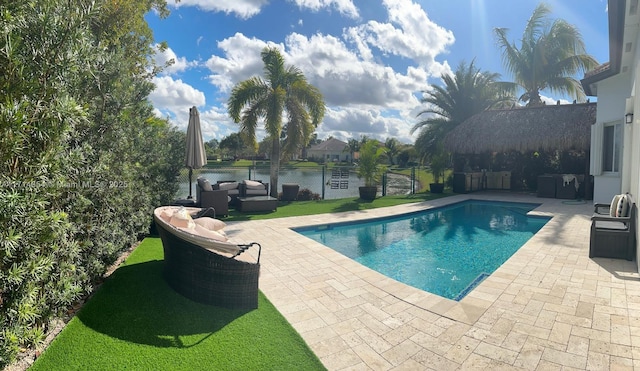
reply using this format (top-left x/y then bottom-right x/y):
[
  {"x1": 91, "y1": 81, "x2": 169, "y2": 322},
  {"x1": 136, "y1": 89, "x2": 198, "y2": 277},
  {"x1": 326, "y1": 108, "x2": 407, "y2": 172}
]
[
  {"x1": 169, "y1": 207, "x2": 195, "y2": 229},
  {"x1": 194, "y1": 217, "x2": 226, "y2": 231},
  {"x1": 154, "y1": 206, "x2": 242, "y2": 256},
  {"x1": 190, "y1": 225, "x2": 227, "y2": 242}
]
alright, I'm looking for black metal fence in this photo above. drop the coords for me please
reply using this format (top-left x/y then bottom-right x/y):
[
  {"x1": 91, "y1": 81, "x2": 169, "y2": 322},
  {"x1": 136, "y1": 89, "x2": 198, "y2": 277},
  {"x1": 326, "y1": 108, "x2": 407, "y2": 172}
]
[{"x1": 177, "y1": 165, "x2": 420, "y2": 200}]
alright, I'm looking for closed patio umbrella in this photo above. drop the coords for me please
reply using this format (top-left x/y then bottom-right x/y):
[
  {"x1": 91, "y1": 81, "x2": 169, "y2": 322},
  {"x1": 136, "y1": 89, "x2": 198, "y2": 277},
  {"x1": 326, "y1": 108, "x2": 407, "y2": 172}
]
[{"x1": 185, "y1": 106, "x2": 207, "y2": 199}]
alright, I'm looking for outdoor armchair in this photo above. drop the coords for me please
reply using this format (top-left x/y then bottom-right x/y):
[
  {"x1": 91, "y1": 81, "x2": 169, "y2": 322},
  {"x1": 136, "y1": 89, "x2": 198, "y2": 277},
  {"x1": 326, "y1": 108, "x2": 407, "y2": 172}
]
[
  {"x1": 589, "y1": 194, "x2": 636, "y2": 261},
  {"x1": 196, "y1": 177, "x2": 229, "y2": 217}
]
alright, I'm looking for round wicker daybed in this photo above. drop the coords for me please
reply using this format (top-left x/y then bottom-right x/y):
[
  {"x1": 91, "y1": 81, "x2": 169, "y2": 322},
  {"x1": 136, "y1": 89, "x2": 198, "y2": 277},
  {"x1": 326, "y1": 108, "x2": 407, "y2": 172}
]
[{"x1": 153, "y1": 206, "x2": 261, "y2": 310}]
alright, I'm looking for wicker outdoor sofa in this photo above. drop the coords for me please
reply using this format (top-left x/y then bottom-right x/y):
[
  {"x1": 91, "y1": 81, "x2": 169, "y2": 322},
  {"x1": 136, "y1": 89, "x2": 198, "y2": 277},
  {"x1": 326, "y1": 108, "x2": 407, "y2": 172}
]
[{"x1": 153, "y1": 206, "x2": 261, "y2": 310}]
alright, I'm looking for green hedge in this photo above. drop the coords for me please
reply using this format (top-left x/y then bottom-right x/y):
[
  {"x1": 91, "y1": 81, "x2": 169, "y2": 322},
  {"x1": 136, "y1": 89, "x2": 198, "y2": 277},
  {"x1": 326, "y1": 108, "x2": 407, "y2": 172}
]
[{"x1": 0, "y1": 0, "x2": 182, "y2": 366}]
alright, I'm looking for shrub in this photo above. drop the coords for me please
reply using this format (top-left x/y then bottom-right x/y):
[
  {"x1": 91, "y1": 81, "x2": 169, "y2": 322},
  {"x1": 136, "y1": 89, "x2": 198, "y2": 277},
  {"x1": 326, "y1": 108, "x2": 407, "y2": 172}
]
[
  {"x1": 297, "y1": 188, "x2": 321, "y2": 201},
  {"x1": 0, "y1": 0, "x2": 180, "y2": 367}
]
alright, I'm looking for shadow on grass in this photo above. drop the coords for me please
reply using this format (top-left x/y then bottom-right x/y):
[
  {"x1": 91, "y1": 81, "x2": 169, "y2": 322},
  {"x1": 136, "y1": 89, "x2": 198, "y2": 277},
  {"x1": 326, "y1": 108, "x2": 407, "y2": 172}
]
[
  {"x1": 77, "y1": 259, "x2": 248, "y2": 348},
  {"x1": 330, "y1": 198, "x2": 374, "y2": 213}
]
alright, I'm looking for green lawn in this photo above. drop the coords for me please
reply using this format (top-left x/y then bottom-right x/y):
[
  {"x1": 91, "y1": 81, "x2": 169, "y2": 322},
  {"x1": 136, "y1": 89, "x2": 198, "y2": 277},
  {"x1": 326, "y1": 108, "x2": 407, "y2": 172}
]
[
  {"x1": 31, "y1": 238, "x2": 325, "y2": 371},
  {"x1": 223, "y1": 192, "x2": 451, "y2": 221}
]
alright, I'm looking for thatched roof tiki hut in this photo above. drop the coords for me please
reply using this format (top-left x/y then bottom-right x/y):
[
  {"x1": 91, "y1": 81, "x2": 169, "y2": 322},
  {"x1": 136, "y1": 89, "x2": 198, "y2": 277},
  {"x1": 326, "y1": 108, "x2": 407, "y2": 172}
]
[
  {"x1": 443, "y1": 102, "x2": 596, "y2": 195},
  {"x1": 445, "y1": 102, "x2": 595, "y2": 153}
]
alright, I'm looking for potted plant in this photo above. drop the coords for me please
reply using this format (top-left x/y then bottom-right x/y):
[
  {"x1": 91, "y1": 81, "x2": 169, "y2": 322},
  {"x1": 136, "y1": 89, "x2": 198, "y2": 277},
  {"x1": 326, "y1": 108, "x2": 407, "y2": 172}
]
[
  {"x1": 428, "y1": 149, "x2": 447, "y2": 193},
  {"x1": 356, "y1": 141, "x2": 387, "y2": 200}
]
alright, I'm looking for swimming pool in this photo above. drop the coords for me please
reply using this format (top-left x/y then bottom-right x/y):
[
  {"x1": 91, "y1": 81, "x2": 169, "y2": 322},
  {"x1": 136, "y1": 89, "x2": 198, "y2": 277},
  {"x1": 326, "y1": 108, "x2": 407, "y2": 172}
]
[{"x1": 294, "y1": 200, "x2": 550, "y2": 300}]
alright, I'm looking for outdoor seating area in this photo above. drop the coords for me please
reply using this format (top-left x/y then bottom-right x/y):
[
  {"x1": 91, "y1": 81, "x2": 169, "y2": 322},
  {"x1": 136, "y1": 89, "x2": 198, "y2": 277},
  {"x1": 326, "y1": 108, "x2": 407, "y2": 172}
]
[
  {"x1": 590, "y1": 193, "x2": 637, "y2": 260},
  {"x1": 537, "y1": 174, "x2": 592, "y2": 200},
  {"x1": 195, "y1": 177, "x2": 273, "y2": 216},
  {"x1": 153, "y1": 206, "x2": 262, "y2": 310}
]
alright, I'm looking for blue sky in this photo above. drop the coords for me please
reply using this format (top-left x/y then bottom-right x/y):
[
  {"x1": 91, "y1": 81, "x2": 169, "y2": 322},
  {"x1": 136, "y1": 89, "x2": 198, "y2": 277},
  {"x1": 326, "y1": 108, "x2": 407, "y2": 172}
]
[{"x1": 146, "y1": 0, "x2": 609, "y2": 145}]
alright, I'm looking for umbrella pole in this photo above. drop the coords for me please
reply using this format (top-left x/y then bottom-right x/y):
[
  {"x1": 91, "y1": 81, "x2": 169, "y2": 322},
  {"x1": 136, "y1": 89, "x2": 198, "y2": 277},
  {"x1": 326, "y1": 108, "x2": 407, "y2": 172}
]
[{"x1": 188, "y1": 168, "x2": 193, "y2": 199}]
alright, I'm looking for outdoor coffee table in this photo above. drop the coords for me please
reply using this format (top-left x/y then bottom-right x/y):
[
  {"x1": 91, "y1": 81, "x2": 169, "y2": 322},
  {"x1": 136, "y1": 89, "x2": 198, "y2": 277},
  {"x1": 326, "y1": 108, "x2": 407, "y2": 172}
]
[{"x1": 237, "y1": 196, "x2": 278, "y2": 212}]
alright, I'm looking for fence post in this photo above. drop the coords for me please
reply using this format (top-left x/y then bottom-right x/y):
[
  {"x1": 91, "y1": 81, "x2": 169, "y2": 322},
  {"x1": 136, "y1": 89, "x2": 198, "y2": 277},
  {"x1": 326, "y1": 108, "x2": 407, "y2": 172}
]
[
  {"x1": 321, "y1": 165, "x2": 325, "y2": 200},
  {"x1": 382, "y1": 171, "x2": 387, "y2": 196},
  {"x1": 411, "y1": 167, "x2": 416, "y2": 194}
]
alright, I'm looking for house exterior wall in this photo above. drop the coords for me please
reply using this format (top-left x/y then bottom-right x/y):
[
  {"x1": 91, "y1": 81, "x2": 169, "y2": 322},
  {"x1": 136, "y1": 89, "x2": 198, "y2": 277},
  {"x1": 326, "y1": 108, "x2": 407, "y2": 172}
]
[
  {"x1": 587, "y1": 0, "x2": 640, "y2": 268},
  {"x1": 630, "y1": 28, "x2": 640, "y2": 265},
  {"x1": 590, "y1": 73, "x2": 630, "y2": 203},
  {"x1": 306, "y1": 149, "x2": 349, "y2": 162},
  {"x1": 628, "y1": 40, "x2": 640, "y2": 205}
]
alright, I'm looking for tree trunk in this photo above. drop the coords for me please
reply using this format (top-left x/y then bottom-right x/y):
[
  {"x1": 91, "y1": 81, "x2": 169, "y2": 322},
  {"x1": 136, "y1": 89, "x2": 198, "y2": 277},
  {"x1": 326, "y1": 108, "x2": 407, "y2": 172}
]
[{"x1": 270, "y1": 138, "x2": 280, "y2": 198}]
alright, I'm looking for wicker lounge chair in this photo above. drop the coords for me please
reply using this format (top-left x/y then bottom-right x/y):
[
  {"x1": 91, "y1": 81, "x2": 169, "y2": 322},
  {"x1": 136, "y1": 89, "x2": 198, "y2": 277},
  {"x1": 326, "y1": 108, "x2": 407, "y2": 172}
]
[
  {"x1": 196, "y1": 177, "x2": 229, "y2": 216},
  {"x1": 589, "y1": 194, "x2": 636, "y2": 261},
  {"x1": 154, "y1": 206, "x2": 261, "y2": 310}
]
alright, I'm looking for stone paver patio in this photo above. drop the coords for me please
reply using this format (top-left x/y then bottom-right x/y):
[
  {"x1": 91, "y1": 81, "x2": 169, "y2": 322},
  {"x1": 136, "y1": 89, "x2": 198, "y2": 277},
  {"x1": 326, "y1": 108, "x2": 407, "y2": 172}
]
[{"x1": 228, "y1": 193, "x2": 640, "y2": 370}]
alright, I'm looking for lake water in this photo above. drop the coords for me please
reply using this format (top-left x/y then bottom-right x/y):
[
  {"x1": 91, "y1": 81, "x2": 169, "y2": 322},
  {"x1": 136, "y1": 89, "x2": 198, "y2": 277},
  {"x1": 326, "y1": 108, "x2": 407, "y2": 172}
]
[{"x1": 178, "y1": 167, "x2": 414, "y2": 200}]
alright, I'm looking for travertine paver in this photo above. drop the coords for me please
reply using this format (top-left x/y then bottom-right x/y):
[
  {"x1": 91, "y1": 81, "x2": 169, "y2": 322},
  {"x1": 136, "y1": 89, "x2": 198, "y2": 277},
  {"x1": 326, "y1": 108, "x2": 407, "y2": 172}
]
[{"x1": 226, "y1": 193, "x2": 640, "y2": 370}]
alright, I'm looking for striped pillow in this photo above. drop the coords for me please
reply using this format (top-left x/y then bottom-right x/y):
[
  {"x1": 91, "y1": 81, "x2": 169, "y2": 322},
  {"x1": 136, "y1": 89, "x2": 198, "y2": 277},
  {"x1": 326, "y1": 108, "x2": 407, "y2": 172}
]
[
  {"x1": 616, "y1": 194, "x2": 630, "y2": 217},
  {"x1": 610, "y1": 194, "x2": 622, "y2": 217}
]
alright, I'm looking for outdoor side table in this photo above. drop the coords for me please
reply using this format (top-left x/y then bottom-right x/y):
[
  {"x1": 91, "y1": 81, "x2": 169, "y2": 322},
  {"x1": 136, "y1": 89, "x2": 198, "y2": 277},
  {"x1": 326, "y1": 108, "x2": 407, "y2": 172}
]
[{"x1": 281, "y1": 183, "x2": 299, "y2": 201}]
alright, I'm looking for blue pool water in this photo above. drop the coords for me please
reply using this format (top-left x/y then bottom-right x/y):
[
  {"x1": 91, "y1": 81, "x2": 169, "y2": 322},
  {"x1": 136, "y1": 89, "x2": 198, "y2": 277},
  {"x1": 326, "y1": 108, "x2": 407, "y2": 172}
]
[{"x1": 294, "y1": 200, "x2": 550, "y2": 300}]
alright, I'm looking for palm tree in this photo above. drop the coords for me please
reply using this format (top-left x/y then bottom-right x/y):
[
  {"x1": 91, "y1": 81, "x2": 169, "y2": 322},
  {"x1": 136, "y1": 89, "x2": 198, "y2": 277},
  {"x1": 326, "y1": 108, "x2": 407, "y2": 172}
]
[
  {"x1": 384, "y1": 137, "x2": 400, "y2": 165},
  {"x1": 411, "y1": 60, "x2": 511, "y2": 159},
  {"x1": 494, "y1": 3, "x2": 598, "y2": 107},
  {"x1": 345, "y1": 138, "x2": 360, "y2": 163},
  {"x1": 228, "y1": 47, "x2": 325, "y2": 197}
]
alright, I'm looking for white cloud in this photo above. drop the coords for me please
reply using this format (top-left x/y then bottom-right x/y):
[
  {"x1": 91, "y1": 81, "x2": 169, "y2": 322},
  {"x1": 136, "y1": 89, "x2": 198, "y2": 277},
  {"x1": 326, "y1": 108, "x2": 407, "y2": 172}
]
[
  {"x1": 171, "y1": 0, "x2": 268, "y2": 19},
  {"x1": 205, "y1": 32, "x2": 428, "y2": 111},
  {"x1": 345, "y1": 0, "x2": 454, "y2": 67},
  {"x1": 198, "y1": 107, "x2": 243, "y2": 140},
  {"x1": 541, "y1": 95, "x2": 572, "y2": 106},
  {"x1": 172, "y1": 0, "x2": 358, "y2": 19},
  {"x1": 149, "y1": 76, "x2": 206, "y2": 128},
  {"x1": 149, "y1": 77, "x2": 241, "y2": 141},
  {"x1": 204, "y1": 33, "x2": 278, "y2": 92},
  {"x1": 152, "y1": 45, "x2": 197, "y2": 75},
  {"x1": 286, "y1": 33, "x2": 428, "y2": 110},
  {"x1": 288, "y1": 0, "x2": 359, "y2": 18},
  {"x1": 318, "y1": 107, "x2": 415, "y2": 144}
]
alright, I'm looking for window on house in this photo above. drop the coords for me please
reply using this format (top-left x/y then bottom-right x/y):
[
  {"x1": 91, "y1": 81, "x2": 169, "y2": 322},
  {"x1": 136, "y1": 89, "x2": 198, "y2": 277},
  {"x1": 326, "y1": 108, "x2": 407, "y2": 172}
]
[{"x1": 602, "y1": 123, "x2": 622, "y2": 172}]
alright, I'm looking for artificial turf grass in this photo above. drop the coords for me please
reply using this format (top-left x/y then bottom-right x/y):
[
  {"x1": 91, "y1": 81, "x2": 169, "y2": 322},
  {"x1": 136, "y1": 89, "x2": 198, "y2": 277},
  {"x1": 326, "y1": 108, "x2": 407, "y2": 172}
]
[{"x1": 31, "y1": 238, "x2": 325, "y2": 371}]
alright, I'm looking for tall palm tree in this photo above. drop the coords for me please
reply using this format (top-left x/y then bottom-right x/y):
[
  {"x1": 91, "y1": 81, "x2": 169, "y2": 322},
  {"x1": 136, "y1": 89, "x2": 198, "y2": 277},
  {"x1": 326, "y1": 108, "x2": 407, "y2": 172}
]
[
  {"x1": 411, "y1": 60, "x2": 511, "y2": 159},
  {"x1": 228, "y1": 47, "x2": 325, "y2": 197},
  {"x1": 494, "y1": 3, "x2": 598, "y2": 107}
]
